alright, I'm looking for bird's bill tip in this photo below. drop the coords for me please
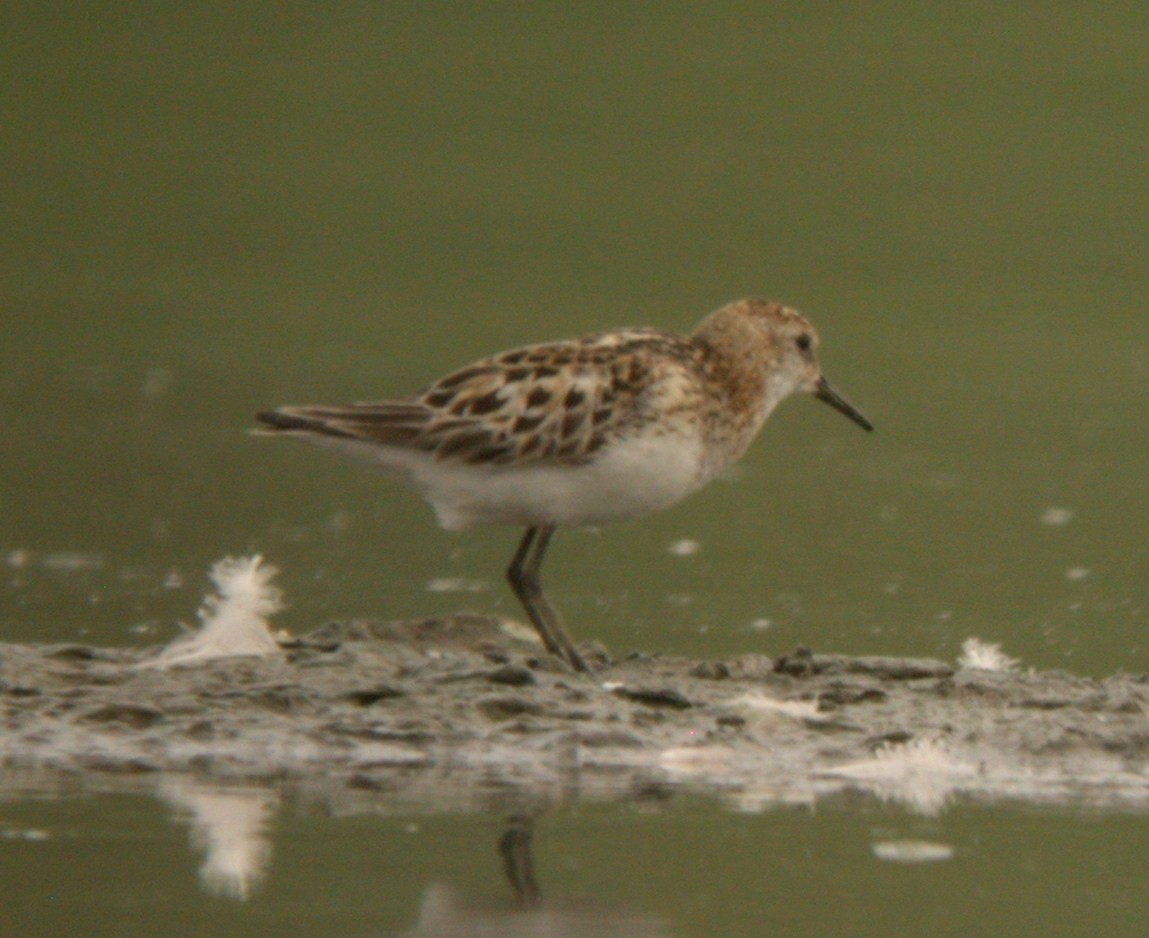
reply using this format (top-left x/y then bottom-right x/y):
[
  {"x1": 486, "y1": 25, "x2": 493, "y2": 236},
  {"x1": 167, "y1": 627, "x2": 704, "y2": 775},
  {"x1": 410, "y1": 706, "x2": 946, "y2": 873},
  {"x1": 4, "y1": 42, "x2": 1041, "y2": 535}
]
[{"x1": 814, "y1": 377, "x2": 874, "y2": 432}]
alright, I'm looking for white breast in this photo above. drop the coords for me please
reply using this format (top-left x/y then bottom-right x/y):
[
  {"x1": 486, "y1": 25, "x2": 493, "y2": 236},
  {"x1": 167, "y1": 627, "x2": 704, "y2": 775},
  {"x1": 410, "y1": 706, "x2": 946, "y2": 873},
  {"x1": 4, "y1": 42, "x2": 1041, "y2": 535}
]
[{"x1": 409, "y1": 430, "x2": 711, "y2": 531}]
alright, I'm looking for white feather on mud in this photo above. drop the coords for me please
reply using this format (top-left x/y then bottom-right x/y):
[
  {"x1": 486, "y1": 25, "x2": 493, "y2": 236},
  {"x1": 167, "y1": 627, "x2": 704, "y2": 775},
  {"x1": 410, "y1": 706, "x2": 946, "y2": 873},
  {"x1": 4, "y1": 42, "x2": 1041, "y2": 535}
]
[
  {"x1": 144, "y1": 556, "x2": 283, "y2": 668},
  {"x1": 957, "y1": 637, "x2": 1021, "y2": 673}
]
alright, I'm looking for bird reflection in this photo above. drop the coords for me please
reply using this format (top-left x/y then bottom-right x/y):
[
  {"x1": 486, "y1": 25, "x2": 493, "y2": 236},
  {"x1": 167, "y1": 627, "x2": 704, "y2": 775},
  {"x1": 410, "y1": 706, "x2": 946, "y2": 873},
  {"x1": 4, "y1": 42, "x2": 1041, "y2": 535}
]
[
  {"x1": 499, "y1": 814, "x2": 541, "y2": 907},
  {"x1": 394, "y1": 814, "x2": 673, "y2": 937},
  {"x1": 156, "y1": 780, "x2": 672, "y2": 933}
]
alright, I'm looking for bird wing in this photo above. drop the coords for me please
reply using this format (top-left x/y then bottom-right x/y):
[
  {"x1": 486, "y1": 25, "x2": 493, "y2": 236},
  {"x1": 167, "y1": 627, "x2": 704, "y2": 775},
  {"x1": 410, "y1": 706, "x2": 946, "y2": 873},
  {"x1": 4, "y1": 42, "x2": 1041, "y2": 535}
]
[{"x1": 257, "y1": 331, "x2": 678, "y2": 467}]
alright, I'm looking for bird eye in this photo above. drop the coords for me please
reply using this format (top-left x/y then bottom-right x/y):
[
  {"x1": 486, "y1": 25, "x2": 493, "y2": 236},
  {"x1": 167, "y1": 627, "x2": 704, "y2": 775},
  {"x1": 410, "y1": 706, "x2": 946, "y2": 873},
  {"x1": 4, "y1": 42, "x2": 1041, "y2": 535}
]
[{"x1": 795, "y1": 333, "x2": 812, "y2": 352}]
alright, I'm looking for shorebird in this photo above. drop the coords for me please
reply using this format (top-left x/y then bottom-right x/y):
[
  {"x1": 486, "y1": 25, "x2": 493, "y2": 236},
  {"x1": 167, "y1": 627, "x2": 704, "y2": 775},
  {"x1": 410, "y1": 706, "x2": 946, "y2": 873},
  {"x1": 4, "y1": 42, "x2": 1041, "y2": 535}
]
[{"x1": 256, "y1": 298, "x2": 872, "y2": 672}]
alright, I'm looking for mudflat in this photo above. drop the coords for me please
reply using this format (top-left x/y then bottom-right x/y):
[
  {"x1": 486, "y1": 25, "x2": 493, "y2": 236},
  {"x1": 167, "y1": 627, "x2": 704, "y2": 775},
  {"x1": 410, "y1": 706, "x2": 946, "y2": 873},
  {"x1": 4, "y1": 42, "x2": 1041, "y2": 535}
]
[{"x1": 2, "y1": 616, "x2": 1149, "y2": 810}]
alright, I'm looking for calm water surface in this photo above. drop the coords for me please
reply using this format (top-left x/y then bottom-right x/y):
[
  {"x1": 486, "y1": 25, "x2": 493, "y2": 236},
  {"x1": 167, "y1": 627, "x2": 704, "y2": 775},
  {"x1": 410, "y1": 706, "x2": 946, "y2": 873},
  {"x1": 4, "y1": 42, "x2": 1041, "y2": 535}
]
[
  {"x1": 3, "y1": 4, "x2": 1149, "y2": 933},
  {"x1": 3, "y1": 778, "x2": 1149, "y2": 938}
]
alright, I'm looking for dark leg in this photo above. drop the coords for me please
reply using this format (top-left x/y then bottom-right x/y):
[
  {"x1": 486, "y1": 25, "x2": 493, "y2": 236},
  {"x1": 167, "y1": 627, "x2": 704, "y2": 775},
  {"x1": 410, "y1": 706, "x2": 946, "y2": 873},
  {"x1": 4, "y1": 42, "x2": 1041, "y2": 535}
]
[{"x1": 506, "y1": 525, "x2": 591, "y2": 673}]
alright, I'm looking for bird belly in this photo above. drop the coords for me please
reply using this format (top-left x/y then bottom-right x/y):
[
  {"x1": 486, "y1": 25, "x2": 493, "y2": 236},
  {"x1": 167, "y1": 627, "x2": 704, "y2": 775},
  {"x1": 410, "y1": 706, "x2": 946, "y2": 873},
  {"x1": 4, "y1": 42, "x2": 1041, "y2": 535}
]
[
  {"x1": 412, "y1": 432, "x2": 710, "y2": 530},
  {"x1": 278, "y1": 425, "x2": 712, "y2": 530}
]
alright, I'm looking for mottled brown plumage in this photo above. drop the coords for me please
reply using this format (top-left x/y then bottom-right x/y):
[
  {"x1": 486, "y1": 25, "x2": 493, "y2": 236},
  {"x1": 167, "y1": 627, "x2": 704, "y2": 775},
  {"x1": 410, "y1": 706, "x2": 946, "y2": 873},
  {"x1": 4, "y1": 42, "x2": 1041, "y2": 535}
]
[{"x1": 256, "y1": 298, "x2": 872, "y2": 672}]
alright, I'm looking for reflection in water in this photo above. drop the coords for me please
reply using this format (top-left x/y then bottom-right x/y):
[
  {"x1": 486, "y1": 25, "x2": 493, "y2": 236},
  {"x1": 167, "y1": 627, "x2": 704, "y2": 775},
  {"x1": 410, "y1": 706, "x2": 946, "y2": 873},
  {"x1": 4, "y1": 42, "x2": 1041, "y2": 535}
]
[
  {"x1": 151, "y1": 778, "x2": 670, "y2": 931},
  {"x1": 6, "y1": 767, "x2": 1149, "y2": 936},
  {"x1": 393, "y1": 814, "x2": 672, "y2": 936},
  {"x1": 871, "y1": 839, "x2": 955, "y2": 863},
  {"x1": 158, "y1": 777, "x2": 278, "y2": 900},
  {"x1": 499, "y1": 815, "x2": 541, "y2": 907},
  {"x1": 396, "y1": 882, "x2": 673, "y2": 938}
]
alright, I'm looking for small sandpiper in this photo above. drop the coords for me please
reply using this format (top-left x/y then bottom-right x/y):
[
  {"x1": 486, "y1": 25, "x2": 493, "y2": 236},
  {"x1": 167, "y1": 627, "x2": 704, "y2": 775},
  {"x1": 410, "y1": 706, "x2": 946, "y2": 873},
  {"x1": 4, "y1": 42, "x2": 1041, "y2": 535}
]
[{"x1": 256, "y1": 298, "x2": 873, "y2": 672}]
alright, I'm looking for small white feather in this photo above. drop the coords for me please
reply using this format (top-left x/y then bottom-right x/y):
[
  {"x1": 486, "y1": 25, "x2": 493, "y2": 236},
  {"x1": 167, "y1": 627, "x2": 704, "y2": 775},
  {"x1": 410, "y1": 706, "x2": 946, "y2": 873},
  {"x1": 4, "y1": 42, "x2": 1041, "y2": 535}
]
[
  {"x1": 145, "y1": 555, "x2": 283, "y2": 668},
  {"x1": 957, "y1": 637, "x2": 1020, "y2": 673}
]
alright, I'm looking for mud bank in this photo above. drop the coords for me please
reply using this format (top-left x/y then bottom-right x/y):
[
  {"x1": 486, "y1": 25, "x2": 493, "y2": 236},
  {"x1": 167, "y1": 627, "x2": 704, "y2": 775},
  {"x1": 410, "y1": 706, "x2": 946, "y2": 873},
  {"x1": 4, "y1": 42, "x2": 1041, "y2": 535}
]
[{"x1": 3, "y1": 616, "x2": 1149, "y2": 811}]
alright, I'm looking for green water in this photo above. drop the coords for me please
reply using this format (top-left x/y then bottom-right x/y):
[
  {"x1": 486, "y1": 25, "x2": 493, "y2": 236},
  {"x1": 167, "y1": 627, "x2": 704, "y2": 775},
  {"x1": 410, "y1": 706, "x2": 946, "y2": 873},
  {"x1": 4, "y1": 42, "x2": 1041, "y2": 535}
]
[
  {"x1": 3, "y1": 3, "x2": 1149, "y2": 933},
  {"x1": 2, "y1": 782, "x2": 1148, "y2": 938}
]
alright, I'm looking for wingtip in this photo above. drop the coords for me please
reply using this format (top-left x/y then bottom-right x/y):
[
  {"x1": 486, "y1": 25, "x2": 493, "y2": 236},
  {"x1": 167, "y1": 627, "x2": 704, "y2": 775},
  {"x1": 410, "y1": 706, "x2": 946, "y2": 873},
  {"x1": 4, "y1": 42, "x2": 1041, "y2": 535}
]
[{"x1": 254, "y1": 408, "x2": 305, "y2": 432}]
